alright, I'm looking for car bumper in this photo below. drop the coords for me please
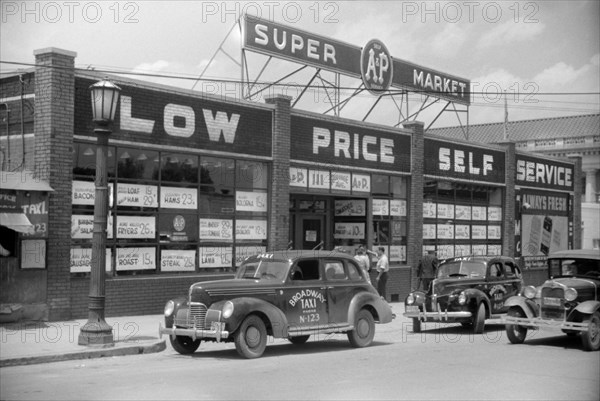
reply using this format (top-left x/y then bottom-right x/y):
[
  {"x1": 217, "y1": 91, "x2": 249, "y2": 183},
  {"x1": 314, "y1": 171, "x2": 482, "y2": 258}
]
[
  {"x1": 403, "y1": 305, "x2": 472, "y2": 321},
  {"x1": 159, "y1": 322, "x2": 229, "y2": 341},
  {"x1": 501, "y1": 316, "x2": 590, "y2": 332}
]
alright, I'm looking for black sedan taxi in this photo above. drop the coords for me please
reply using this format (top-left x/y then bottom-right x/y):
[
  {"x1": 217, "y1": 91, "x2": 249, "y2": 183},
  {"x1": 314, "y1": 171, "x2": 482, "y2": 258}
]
[
  {"x1": 503, "y1": 249, "x2": 600, "y2": 351},
  {"x1": 404, "y1": 256, "x2": 523, "y2": 333},
  {"x1": 159, "y1": 250, "x2": 394, "y2": 358}
]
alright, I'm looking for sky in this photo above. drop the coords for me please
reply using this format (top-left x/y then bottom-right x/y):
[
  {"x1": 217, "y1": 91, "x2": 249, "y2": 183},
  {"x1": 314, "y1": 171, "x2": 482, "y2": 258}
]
[{"x1": 1, "y1": 0, "x2": 599, "y2": 128}]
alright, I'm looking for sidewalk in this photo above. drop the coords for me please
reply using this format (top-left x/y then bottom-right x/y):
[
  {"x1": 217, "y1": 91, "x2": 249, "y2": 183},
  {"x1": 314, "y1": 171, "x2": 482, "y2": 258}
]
[{"x1": 0, "y1": 314, "x2": 166, "y2": 368}]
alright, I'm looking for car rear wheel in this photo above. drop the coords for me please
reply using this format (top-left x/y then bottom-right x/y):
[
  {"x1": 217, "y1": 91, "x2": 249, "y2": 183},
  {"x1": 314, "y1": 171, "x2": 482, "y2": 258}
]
[
  {"x1": 412, "y1": 318, "x2": 422, "y2": 333},
  {"x1": 348, "y1": 309, "x2": 375, "y2": 347},
  {"x1": 288, "y1": 335, "x2": 310, "y2": 344},
  {"x1": 170, "y1": 334, "x2": 201, "y2": 354},
  {"x1": 581, "y1": 311, "x2": 600, "y2": 352},
  {"x1": 505, "y1": 307, "x2": 528, "y2": 344},
  {"x1": 473, "y1": 303, "x2": 486, "y2": 334},
  {"x1": 234, "y1": 315, "x2": 268, "y2": 359}
]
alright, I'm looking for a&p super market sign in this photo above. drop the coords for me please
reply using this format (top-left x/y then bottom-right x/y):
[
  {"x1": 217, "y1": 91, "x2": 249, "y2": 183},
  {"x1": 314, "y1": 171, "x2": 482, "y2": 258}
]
[{"x1": 242, "y1": 14, "x2": 470, "y2": 104}]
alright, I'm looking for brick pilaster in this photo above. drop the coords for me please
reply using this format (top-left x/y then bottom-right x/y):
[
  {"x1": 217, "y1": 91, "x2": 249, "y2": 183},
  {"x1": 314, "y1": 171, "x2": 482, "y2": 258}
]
[
  {"x1": 501, "y1": 142, "x2": 516, "y2": 256},
  {"x1": 34, "y1": 47, "x2": 76, "y2": 321},
  {"x1": 265, "y1": 95, "x2": 292, "y2": 251},
  {"x1": 403, "y1": 121, "x2": 425, "y2": 291}
]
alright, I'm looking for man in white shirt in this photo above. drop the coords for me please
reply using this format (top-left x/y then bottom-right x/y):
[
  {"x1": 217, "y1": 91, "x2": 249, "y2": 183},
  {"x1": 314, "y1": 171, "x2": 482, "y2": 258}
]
[{"x1": 375, "y1": 247, "x2": 389, "y2": 299}]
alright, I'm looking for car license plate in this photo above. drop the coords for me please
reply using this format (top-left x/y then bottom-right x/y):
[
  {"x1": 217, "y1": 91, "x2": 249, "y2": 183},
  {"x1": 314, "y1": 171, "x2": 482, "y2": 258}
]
[
  {"x1": 406, "y1": 305, "x2": 420, "y2": 313},
  {"x1": 543, "y1": 297, "x2": 561, "y2": 306}
]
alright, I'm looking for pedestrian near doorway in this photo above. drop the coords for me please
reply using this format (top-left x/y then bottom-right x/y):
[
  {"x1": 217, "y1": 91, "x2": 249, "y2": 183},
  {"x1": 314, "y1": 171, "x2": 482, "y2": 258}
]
[
  {"x1": 354, "y1": 244, "x2": 372, "y2": 284},
  {"x1": 375, "y1": 247, "x2": 389, "y2": 299},
  {"x1": 417, "y1": 250, "x2": 439, "y2": 291}
]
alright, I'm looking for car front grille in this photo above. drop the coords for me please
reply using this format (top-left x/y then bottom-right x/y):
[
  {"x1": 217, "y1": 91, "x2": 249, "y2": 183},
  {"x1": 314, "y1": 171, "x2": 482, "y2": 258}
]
[
  {"x1": 174, "y1": 302, "x2": 208, "y2": 329},
  {"x1": 542, "y1": 287, "x2": 564, "y2": 299},
  {"x1": 541, "y1": 287, "x2": 565, "y2": 320}
]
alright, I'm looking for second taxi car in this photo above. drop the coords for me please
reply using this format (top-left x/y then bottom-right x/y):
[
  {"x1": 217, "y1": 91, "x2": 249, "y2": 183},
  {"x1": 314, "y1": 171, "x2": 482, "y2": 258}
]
[
  {"x1": 404, "y1": 256, "x2": 523, "y2": 333},
  {"x1": 159, "y1": 250, "x2": 394, "y2": 358}
]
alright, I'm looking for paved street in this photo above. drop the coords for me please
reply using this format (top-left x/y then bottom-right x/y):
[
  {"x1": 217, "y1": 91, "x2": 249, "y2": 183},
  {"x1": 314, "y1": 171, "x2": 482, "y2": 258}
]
[{"x1": 1, "y1": 304, "x2": 598, "y2": 401}]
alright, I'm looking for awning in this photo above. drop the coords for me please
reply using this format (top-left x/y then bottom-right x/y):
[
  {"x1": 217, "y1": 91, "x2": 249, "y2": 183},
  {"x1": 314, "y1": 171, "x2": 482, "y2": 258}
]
[{"x1": 0, "y1": 213, "x2": 35, "y2": 234}]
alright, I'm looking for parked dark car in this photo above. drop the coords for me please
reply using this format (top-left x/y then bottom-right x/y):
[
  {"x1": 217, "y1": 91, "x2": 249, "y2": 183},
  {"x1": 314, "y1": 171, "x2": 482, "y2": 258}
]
[
  {"x1": 159, "y1": 250, "x2": 394, "y2": 358},
  {"x1": 503, "y1": 249, "x2": 600, "y2": 351},
  {"x1": 404, "y1": 256, "x2": 523, "y2": 333}
]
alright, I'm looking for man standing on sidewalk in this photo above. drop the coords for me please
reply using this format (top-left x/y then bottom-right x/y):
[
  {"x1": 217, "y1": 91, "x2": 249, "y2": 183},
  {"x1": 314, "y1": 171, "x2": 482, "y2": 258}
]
[
  {"x1": 417, "y1": 249, "x2": 439, "y2": 291},
  {"x1": 375, "y1": 247, "x2": 389, "y2": 299}
]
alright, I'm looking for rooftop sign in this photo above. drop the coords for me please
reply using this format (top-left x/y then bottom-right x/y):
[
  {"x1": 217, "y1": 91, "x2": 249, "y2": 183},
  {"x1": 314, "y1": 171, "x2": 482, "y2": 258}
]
[{"x1": 242, "y1": 15, "x2": 470, "y2": 105}]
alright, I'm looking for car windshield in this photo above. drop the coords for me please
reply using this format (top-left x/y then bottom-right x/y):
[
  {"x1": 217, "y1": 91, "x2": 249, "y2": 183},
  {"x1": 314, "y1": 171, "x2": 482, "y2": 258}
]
[
  {"x1": 552, "y1": 258, "x2": 600, "y2": 278},
  {"x1": 236, "y1": 259, "x2": 291, "y2": 281},
  {"x1": 437, "y1": 261, "x2": 487, "y2": 278}
]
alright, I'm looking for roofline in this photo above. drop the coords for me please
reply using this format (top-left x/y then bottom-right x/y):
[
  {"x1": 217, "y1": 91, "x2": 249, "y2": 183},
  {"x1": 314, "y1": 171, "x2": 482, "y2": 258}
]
[{"x1": 429, "y1": 112, "x2": 599, "y2": 131}]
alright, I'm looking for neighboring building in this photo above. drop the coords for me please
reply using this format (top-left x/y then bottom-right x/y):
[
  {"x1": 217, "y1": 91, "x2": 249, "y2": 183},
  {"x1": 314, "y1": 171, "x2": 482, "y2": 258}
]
[
  {"x1": 0, "y1": 48, "x2": 579, "y2": 321},
  {"x1": 430, "y1": 114, "x2": 600, "y2": 251}
]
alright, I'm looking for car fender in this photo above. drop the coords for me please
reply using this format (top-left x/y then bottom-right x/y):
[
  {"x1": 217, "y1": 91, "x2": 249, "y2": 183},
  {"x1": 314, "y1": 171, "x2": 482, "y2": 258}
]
[
  {"x1": 462, "y1": 288, "x2": 492, "y2": 315},
  {"x1": 209, "y1": 297, "x2": 289, "y2": 338},
  {"x1": 348, "y1": 291, "x2": 394, "y2": 324},
  {"x1": 504, "y1": 296, "x2": 538, "y2": 318},
  {"x1": 574, "y1": 300, "x2": 600, "y2": 315},
  {"x1": 165, "y1": 296, "x2": 188, "y2": 328}
]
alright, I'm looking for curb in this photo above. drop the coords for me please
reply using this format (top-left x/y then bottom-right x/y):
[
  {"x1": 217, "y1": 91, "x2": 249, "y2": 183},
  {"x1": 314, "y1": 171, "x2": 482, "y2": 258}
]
[{"x1": 0, "y1": 339, "x2": 166, "y2": 368}]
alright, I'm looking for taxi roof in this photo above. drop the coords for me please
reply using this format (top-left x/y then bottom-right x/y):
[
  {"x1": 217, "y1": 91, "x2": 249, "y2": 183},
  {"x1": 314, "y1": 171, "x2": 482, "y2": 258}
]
[
  {"x1": 548, "y1": 249, "x2": 600, "y2": 261},
  {"x1": 248, "y1": 250, "x2": 354, "y2": 261}
]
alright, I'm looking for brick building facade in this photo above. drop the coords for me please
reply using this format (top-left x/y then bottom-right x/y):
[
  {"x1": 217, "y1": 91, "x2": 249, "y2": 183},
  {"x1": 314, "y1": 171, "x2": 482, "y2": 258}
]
[{"x1": 0, "y1": 48, "x2": 580, "y2": 321}]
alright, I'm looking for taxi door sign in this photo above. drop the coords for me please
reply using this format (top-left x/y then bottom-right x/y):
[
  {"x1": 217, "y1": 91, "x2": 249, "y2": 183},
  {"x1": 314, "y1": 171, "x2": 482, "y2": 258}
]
[{"x1": 287, "y1": 288, "x2": 327, "y2": 325}]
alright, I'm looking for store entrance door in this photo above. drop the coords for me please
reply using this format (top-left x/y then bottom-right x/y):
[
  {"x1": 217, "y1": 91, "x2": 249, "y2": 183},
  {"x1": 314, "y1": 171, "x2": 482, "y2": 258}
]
[{"x1": 299, "y1": 215, "x2": 325, "y2": 250}]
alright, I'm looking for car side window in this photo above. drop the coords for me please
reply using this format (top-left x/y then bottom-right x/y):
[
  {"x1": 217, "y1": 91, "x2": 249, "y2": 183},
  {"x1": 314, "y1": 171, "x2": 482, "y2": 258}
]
[
  {"x1": 325, "y1": 261, "x2": 347, "y2": 281},
  {"x1": 346, "y1": 261, "x2": 361, "y2": 281},
  {"x1": 489, "y1": 263, "x2": 504, "y2": 278},
  {"x1": 505, "y1": 261, "x2": 520, "y2": 278},
  {"x1": 294, "y1": 259, "x2": 320, "y2": 281}
]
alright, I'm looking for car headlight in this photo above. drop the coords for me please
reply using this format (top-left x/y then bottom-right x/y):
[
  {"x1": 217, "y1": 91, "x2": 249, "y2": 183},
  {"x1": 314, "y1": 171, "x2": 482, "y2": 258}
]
[
  {"x1": 564, "y1": 288, "x2": 578, "y2": 302},
  {"x1": 164, "y1": 300, "x2": 175, "y2": 317},
  {"x1": 458, "y1": 292, "x2": 467, "y2": 305},
  {"x1": 222, "y1": 301, "x2": 234, "y2": 319},
  {"x1": 523, "y1": 286, "x2": 537, "y2": 299},
  {"x1": 406, "y1": 294, "x2": 415, "y2": 305}
]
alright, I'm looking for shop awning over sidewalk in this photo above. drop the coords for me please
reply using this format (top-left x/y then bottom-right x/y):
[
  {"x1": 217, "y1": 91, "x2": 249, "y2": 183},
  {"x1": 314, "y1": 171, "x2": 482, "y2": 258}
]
[{"x1": 0, "y1": 213, "x2": 35, "y2": 234}]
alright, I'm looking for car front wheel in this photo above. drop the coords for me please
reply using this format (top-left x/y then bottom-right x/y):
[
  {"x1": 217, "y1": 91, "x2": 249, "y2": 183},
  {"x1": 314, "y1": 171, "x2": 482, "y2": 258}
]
[
  {"x1": 473, "y1": 303, "x2": 486, "y2": 334},
  {"x1": 170, "y1": 334, "x2": 201, "y2": 354},
  {"x1": 505, "y1": 307, "x2": 528, "y2": 344},
  {"x1": 581, "y1": 311, "x2": 600, "y2": 352},
  {"x1": 348, "y1": 309, "x2": 375, "y2": 347},
  {"x1": 234, "y1": 315, "x2": 268, "y2": 359}
]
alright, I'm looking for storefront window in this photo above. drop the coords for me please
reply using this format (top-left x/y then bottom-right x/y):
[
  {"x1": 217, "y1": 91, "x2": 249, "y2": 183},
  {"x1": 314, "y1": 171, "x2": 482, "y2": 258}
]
[
  {"x1": 201, "y1": 157, "x2": 234, "y2": 188},
  {"x1": 391, "y1": 176, "x2": 407, "y2": 198},
  {"x1": 72, "y1": 142, "x2": 270, "y2": 275},
  {"x1": 73, "y1": 143, "x2": 115, "y2": 178},
  {"x1": 161, "y1": 153, "x2": 198, "y2": 184},
  {"x1": 372, "y1": 175, "x2": 389, "y2": 195},
  {"x1": 236, "y1": 160, "x2": 268, "y2": 189},
  {"x1": 117, "y1": 148, "x2": 158, "y2": 181},
  {"x1": 422, "y1": 183, "x2": 505, "y2": 259}
]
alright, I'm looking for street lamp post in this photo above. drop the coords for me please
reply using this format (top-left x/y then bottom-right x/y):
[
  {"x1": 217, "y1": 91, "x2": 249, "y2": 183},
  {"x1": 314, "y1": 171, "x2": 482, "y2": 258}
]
[{"x1": 78, "y1": 79, "x2": 121, "y2": 346}]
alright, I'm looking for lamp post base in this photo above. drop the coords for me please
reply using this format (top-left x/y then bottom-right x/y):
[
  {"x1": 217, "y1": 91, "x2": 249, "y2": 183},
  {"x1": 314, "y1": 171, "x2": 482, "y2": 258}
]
[{"x1": 78, "y1": 319, "x2": 114, "y2": 346}]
